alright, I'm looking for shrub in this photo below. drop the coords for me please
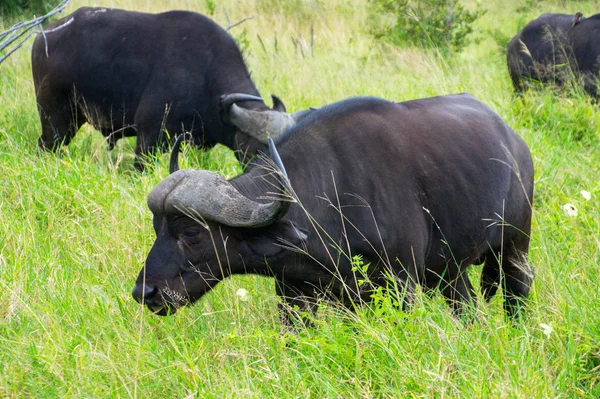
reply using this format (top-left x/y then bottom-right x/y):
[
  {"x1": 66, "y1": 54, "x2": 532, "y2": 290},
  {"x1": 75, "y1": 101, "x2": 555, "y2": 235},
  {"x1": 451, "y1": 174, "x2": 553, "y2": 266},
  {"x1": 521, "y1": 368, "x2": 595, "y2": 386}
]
[
  {"x1": 371, "y1": 0, "x2": 485, "y2": 52},
  {"x1": 0, "y1": 0, "x2": 55, "y2": 19}
]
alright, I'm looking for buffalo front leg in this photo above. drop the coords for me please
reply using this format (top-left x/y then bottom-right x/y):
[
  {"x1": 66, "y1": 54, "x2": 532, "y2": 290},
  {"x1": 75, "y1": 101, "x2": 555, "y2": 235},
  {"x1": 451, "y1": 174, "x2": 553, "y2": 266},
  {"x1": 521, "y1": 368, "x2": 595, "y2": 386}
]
[
  {"x1": 275, "y1": 278, "x2": 317, "y2": 332},
  {"x1": 133, "y1": 133, "x2": 161, "y2": 171},
  {"x1": 439, "y1": 266, "x2": 476, "y2": 320},
  {"x1": 133, "y1": 102, "x2": 172, "y2": 170},
  {"x1": 390, "y1": 250, "x2": 427, "y2": 311}
]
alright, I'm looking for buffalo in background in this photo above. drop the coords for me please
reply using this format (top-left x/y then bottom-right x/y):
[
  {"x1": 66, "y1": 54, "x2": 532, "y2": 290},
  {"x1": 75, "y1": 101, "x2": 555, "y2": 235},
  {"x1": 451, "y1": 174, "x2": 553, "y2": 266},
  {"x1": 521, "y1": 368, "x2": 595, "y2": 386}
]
[
  {"x1": 31, "y1": 7, "x2": 312, "y2": 168},
  {"x1": 132, "y1": 94, "x2": 535, "y2": 325},
  {"x1": 507, "y1": 12, "x2": 600, "y2": 97}
]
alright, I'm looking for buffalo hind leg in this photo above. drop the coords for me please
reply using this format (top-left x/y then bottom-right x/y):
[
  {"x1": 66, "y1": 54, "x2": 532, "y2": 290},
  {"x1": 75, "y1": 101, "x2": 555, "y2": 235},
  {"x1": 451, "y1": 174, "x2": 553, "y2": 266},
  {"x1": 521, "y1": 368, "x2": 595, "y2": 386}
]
[
  {"x1": 480, "y1": 242, "x2": 533, "y2": 320},
  {"x1": 502, "y1": 242, "x2": 534, "y2": 319}
]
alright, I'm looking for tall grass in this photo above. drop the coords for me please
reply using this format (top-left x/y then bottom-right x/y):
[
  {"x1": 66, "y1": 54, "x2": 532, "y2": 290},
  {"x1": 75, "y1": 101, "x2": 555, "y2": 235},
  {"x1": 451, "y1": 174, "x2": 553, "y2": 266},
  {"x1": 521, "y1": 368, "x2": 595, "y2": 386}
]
[{"x1": 1, "y1": 0, "x2": 599, "y2": 397}]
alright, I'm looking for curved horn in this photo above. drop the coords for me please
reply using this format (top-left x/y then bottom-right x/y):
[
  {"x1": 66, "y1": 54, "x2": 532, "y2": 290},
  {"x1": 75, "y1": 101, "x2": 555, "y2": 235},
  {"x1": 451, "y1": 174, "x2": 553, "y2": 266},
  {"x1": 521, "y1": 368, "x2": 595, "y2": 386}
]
[
  {"x1": 151, "y1": 169, "x2": 288, "y2": 228},
  {"x1": 271, "y1": 94, "x2": 287, "y2": 112},
  {"x1": 269, "y1": 138, "x2": 287, "y2": 178},
  {"x1": 226, "y1": 94, "x2": 317, "y2": 144},
  {"x1": 169, "y1": 134, "x2": 186, "y2": 174},
  {"x1": 229, "y1": 104, "x2": 295, "y2": 143},
  {"x1": 221, "y1": 93, "x2": 264, "y2": 109}
]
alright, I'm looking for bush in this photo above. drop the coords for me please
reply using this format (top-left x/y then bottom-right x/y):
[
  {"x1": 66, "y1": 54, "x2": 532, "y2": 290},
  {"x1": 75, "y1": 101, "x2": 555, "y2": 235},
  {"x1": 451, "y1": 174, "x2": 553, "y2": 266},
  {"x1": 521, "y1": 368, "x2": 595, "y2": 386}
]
[
  {"x1": 0, "y1": 0, "x2": 55, "y2": 19},
  {"x1": 371, "y1": 0, "x2": 485, "y2": 52}
]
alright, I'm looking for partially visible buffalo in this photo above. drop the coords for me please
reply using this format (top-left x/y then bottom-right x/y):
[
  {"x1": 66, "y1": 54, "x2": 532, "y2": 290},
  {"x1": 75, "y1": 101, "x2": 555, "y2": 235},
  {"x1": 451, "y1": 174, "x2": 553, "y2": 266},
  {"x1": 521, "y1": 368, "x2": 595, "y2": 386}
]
[
  {"x1": 132, "y1": 94, "x2": 535, "y2": 325},
  {"x1": 507, "y1": 12, "x2": 600, "y2": 96},
  {"x1": 32, "y1": 7, "x2": 311, "y2": 167}
]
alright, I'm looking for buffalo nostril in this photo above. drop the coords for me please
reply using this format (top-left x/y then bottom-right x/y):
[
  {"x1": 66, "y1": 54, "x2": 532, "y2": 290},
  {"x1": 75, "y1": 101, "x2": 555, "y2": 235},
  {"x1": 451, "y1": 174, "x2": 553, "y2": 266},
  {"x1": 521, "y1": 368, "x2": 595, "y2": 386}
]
[{"x1": 131, "y1": 283, "x2": 157, "y2": 303}]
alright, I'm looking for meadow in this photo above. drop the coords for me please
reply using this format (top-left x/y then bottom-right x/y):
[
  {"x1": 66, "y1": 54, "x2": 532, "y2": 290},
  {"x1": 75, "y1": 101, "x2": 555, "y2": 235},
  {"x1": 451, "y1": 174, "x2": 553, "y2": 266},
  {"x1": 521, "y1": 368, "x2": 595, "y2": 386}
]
[{"x1": 0, "y1": 0, "x2": 599, "y2": 397}]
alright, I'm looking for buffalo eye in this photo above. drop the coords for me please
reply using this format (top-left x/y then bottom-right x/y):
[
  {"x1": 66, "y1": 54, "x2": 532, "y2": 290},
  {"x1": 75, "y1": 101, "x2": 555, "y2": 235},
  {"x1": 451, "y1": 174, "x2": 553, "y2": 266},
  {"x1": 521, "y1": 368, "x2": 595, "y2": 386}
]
[
  {"x1": 182, "y1": 228, "x2": 201, "y2": 239},
  {"x1": 181, "y1": 227, "x2": 201, "y2": 245}
]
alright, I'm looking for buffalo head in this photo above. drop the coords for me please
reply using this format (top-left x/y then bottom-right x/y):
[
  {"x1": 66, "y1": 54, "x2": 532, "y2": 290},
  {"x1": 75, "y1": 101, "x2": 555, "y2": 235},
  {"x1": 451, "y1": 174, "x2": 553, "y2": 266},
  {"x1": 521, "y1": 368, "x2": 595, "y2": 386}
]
[{"x1": 132, "y1": 136, "x2": 306, "y2": 315}]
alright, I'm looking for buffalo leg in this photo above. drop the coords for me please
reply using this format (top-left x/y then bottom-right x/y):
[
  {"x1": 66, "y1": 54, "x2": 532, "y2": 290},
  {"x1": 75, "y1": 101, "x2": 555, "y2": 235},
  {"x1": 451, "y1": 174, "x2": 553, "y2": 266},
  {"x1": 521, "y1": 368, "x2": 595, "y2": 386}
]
[
  {"x1": 391, "y1": 249, "x2": 427, "y2": 311},
  {"x1": 275, "y1": 279, "x2": 317, "y2": 330},
  {"x1": 481, "y1": 252, "x2": 501, "y2": 302},
  {"x1": 133, "y1": 101, "x2": 172, "y2": 170},
  {"x1": 133, "y1": 133, "x2": 160, "y2": 170},
  {"x1": 501, "y1": 242, "x2": 533, "y2": 319},
  {"x1": 480, "y1": 240, "x2": 533, "y2": 319},
  {"x1": 439, "y1": 267, "x2": 476, "y2": 318},
  {"x1": 37, "y1": 91, "x2": 85, "y2": 150}
]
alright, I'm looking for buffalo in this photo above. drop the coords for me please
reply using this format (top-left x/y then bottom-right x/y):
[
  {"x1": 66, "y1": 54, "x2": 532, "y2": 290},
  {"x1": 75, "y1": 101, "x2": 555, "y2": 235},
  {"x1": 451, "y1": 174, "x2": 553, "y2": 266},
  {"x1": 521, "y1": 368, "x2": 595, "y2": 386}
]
[
  {"x1": 32, "y1": 7, "x2": 311, "y2": 168},
  {"x1": 508, "y1": 12, "x2": 600, "y2": 96},
  {"x1": 132, "y1": 94, "x2": 535, "y2": 325}
]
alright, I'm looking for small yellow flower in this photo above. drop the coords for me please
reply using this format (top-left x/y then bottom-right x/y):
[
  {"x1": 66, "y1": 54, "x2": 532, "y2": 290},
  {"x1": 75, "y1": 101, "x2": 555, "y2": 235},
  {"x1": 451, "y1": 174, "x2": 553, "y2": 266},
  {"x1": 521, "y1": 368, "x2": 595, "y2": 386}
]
[
  {"x1": 562, "y1": 203, "x2": 578, "y2": 217},
  {"x1": 580, "y1": 190, "x2": 591, "y2": 201},
  {"x1": 236, "y1": 288, "x2": 249, "y2": 301}
]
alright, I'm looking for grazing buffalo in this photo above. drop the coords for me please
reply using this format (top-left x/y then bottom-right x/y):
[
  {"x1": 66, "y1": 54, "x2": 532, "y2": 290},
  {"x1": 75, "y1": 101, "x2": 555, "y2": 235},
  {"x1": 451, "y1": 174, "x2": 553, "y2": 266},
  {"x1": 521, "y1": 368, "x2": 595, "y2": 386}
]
[
  {"x1": 508, "y1": 12, "x2": 600, "y2": 96},
  {"x1": 132, "y1": 94, "x2": 535, "y2": 325},
  {"x1": 32, "y1": 7, "x2": 310, "y2": 167}
]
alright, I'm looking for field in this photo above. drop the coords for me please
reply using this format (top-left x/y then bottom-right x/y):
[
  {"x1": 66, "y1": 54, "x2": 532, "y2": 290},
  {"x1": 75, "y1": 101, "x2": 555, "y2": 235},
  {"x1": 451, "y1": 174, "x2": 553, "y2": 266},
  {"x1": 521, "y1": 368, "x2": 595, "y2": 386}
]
[{"x1": 1, "y1": 0, "x2": 599, "y2": 397}]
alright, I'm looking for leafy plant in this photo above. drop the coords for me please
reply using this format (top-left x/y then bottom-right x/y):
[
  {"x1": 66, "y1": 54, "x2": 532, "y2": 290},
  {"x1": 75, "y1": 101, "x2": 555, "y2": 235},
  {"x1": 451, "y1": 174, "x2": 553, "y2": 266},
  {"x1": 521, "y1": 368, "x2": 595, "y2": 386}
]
[
  {"x1": 234, "y1": 27, "x2": 251, "y2": 60},
  {"x1": 204, "y1": 0, "x2": 216, "y2": 17},
  {"x1": 371, "y1": 0, "x2": 485, "y2": 52},
  {"x1": 0, "y1": 0, "x2": 55, "y2": 19}
]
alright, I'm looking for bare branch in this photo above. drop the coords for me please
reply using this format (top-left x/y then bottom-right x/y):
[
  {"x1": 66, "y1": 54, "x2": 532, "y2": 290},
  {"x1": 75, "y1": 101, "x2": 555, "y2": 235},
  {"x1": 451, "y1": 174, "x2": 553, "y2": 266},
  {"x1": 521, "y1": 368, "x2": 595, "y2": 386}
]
[
  {"x1": 257, "y1": 34, "x2": 267, "y2": 53},
  {"x1": 310, "y1": 24, "x2": 315, "y2": 57},
  {"x1": 226, "y1": 16, "x2": 254, "y2": 31},
  {"x1": 224, "y1": 9, "x2": 231, "y2": 28},
  {"x1": 0, "y1": 0, "x2": 72, "y2": 64}
]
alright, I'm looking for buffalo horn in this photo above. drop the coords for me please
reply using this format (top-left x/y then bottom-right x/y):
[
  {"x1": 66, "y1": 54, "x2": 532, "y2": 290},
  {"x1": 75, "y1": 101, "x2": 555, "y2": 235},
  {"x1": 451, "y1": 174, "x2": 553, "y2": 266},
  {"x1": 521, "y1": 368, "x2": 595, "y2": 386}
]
[
  {"x1": 150, "y1": 169, "x2": 288, "y2": 228},
  {"x1": 169, "y1": 134, "x2": 186, "y2": 174},
  {"x1": 221, "y1": 93, "x2": 264, "y2": 109},
  {"x1": 226, "y1": 93, "x2": 317, "y2": 144},
  {"x1": 229, "y1": 104, "x2": 296, "y2": 143},
  {"x1": 268, "y1": 138, "x2": 287, "y2": 178},
  {"x1": 271, "y1": 94, "x2": 287, "y2": 112}
]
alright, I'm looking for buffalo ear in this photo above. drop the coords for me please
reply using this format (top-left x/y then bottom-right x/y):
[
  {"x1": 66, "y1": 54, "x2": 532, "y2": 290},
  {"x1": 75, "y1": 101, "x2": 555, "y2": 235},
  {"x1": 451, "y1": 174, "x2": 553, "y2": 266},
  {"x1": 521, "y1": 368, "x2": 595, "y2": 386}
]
[
  {"x1": 271, "y1": 95, "x2": 287, "y2": 113},
  {"x1": 242, "y1": 220, "x2": 307, "y2": 259}
]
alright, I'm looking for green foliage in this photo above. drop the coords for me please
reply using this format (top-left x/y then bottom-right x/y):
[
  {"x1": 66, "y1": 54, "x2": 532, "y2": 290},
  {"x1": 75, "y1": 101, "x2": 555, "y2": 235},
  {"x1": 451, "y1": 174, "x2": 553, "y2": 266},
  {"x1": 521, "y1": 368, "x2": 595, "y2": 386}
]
[
  {"x1": 350, "y1": 254, "x2": 371, "y2": 287},
  {"x1": 371, "y1": 0, "x2": 485, "y2": 52},
  {"x1": 0, "y1": 0, "x2": 55, "y2": 19},
  {"x1": 509, "y1": 90, "x2": 600, "y2": 146},
  {"x1": 257, "y1": 0, "x2": 324, "y2": 22},
  {"x1": 234, "y1": 28, "x2": 251, "y2": 60},
  {"x1": 204, "y1": 0, "x2": 216, "y2": 17}
]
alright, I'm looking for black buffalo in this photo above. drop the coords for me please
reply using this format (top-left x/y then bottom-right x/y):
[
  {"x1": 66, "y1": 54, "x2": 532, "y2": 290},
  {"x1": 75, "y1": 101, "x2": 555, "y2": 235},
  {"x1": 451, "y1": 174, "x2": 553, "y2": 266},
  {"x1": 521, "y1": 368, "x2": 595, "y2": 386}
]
[
  {"x1": 132, "y1": 94, "x2": 535, "y2": 325},
  {"x1": 32, "y1": 7, "x2": 311, "y2": 167},
  {"x1": 508, "y1": 12, "x2": 600, "y2": 96}
]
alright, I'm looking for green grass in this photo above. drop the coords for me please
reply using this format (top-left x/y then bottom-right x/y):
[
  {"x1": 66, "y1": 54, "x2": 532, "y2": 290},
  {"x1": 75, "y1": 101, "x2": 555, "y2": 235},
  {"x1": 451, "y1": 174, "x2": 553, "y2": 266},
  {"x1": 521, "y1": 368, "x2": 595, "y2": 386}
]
[{"x1": 1, "y1": 0, "x2": 600, "y2": 397}]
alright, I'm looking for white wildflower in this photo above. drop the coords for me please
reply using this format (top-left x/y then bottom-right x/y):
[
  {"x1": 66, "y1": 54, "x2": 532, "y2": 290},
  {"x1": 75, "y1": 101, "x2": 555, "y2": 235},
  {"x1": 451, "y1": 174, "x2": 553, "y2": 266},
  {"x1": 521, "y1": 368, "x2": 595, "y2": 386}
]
[
  {"x1": 580, "y1": 190, "x2": 591, "y2": 201},
  {"x1": 562, "y1": 203, "x2": 578, "y2": 217},
  {"x1": 236, "y1": 288, "x2": 249, "y2": 302},
  {"x1": 540, "y1": 323, "x2": 553, "y2": 337}
]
